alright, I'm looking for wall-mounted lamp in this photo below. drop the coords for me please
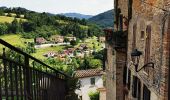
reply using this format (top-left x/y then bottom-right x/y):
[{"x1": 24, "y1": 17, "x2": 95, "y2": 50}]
[{"x1": 131, "y1": 49, "x2": 154, "y2": 72}]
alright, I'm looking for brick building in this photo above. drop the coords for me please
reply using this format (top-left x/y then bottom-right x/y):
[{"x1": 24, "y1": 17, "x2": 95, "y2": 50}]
[
  {"x1": 104, "y1": 20, "x2": 127, "y2": 100},
  {"x1": 106, "y1": 0, "x2": 170, "y2": 100},
  {"x1": 104, "y1": 0, "x2": 129, "y2": 100}
]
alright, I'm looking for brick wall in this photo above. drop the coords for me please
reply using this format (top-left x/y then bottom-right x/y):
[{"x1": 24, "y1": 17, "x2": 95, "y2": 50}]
[{"x1": 126, "y1": 0, "x2": 170, "y2": 100}]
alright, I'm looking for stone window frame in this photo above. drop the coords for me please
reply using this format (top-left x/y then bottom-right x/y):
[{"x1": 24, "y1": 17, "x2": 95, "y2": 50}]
[
  {"x1": 140, "y1": 31, "x2": 145, "y2": 40},
  {"x1": 140, "y1": 20, "x2": 145, "y2": 41}
]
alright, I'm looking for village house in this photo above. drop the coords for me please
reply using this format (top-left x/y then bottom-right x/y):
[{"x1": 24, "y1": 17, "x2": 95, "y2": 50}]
[
  {"x1": 50, "y1": 35, "x2": 64, "y2": 43},
  {"x1": 105, "y1": 0, "x2": 170, "y2": 100},
  {"x1": 75, "y1": 69, "x2": 106, "y2": 100},
  {"x1": 98, "y1": 36, "x2": 105, "y2": 43},
  {"x1": 35, "y1": 37, "x2": 47, "y2": 44},
  {"x1": 43, "y1": 51, "x2": 57, "y2": 58},
  {"x1": 65, "y1": 36, "x2": 76, "y2": 41},
  {"x1": 79, "y1": 44, "x2": 88, "y2": 50}
]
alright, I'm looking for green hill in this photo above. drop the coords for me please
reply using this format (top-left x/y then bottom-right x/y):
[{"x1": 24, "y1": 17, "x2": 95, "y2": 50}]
[{"x1": 89, "y1": 9, "x2": 114, "y2": 28}]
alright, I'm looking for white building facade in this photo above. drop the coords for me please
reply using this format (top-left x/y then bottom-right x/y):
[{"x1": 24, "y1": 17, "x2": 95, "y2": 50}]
[{"x1": 75, "y1": 69, "x2": 105, "y2": 100}]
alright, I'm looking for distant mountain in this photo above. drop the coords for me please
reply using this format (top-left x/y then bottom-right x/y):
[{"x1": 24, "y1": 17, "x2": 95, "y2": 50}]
[
  {"x1": 60, "y1": 13, "x2": 93, "y2": 19},
  {"x1": 89, "y1": 9, "x2": 114, "y2": 28},
  {"x1": 0, "y1": 6, "x2": 7, "y2": 9}
]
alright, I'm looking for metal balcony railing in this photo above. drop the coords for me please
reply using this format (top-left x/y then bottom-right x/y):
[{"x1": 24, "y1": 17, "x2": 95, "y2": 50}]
[
  {"x1": 0, "y1": 39, "x2": 69, "y2": 100},
  {"x1": 105, "y1": 30, "x2": 127, "y2": 49}
]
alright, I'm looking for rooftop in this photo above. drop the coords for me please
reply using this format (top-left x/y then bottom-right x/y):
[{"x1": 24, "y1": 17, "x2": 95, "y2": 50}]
[{"x1": 75, "y1": 69, "x2": 103, "y2": 78}]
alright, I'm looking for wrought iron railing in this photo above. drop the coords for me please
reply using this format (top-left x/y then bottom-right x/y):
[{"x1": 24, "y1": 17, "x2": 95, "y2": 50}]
[{"x1": 0, "y1": 39, "x2": 69, "y2": 100}]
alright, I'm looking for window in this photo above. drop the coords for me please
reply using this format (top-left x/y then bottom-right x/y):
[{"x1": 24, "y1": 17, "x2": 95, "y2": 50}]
[
  {"x1": 119, "y1": 14, "x2": 123, "y2": 31},
  {"x1": 132, "y1": 24, "x2": 137, "y2": 49},
  {"x1": 123, "y1": 67, "x2": 131, "y2": 90},
  {"x1": 127, "y1": 69, "x2": 131, "y2": 89},
  {"x1": 90, "y1": 78, "x2": 95, "y2": 85},
  {"x1": 132, "y1": 76, "x2": 137, "y2": 97},
  {"x1": 128, "y1": 0, "x2": 133, "y2": 20},
  {"x1": 132, "y1": 76, "x2": 141, "y2": 99},
  {"x1": 141, "y1": 31, "x2": 145, "y2": 39},
  {"x1": 123, "y1": 66, "x2": 127, "y2": 85},
  {"x1": 143, "y1": 85, "x2": 151, "y2": 100},
  {"x1": 144, "y1": 25, "x2": 151, "y2": 73}
]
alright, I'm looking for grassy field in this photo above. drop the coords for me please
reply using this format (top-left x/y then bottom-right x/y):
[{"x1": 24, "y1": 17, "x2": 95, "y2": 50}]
[
  {"x1": 0, "y1": 34, "x2": 33, "y2": 48},
  {"x1": 56, "y1": 20, "x2": 68, "y2": 25},
  {"x1": 0, "y1": 16, "x2": 26, "y2": 23},
  {"x1": 84, "y1": 36, "x2": 103, "y2": 51},
  {"x1": 0, "y1": 34, "x2": 33, "y2": 56},
  {"x1": 76, "y1": 36, "x2": 103, "y2": 51},
  {"x1": 79, "y1": 24, "x2": 89, "y2": 29},
  {"x1": 0, "y1": 34, "x2": 65, "y2": 59},
  {"x1": 32, "y1": 46, "x2": 65, "y2": 59}
]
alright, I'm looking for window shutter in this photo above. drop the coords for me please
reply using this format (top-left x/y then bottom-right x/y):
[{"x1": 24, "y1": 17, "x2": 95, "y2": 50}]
[
  {"x1": 123, "y1": 66, "x2": 127, "y2": 85},
  {"x1": 128, "y1": 69, "x2": 131, "y2": 89},
  {"x1": 132, "y1": 76, "x2": 137, "y2": 97}
]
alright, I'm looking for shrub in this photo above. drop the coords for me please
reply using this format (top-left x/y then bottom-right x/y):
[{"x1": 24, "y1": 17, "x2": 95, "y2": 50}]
[
  {"x1": 89, "y1": 91, "x2": 99, "y2": 100},
  {"x1": 70, "y1": 40, "x2": 77, "y2": 46}
]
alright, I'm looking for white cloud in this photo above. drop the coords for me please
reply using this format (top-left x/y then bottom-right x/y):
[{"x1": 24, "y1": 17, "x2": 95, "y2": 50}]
[{"x1": 0, "y1": 0, "x2": 113, "y2": 15}]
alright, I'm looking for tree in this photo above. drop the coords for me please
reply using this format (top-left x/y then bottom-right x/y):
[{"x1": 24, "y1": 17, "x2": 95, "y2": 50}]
[
  {"x1": 65, "y1": 78, "x2": 79, "y2": 100},
  {"x1": 89, "y1": 59, "x2": 102, "y2": 69},
  {"x1": 64, "y1": 37, "x2": 69, "y2": 43},
  {"x1": 0, "y1": 24, "x2": 8, "y2": 35},
  {"x1": 9, "y1": 19, "x2": 22, "y2": 33},
  {"x1": 22, "y1": 21, "x2": 36, "y2": 32},
  {"x1": 79, "y1": 55, "x2": 90, "y2": 70},
  {"x1": 16, "y1": 14, "x2": 21, "y2": 18},
  {"x1": 70, "y1": 40, "x2": 77, "y2": 46},
  {"x1": 0, "y1": 9, "x2": 4, "y2": 16},
  {"x1": 71, "y1": 58, "x2": 79, "y2": 69}
]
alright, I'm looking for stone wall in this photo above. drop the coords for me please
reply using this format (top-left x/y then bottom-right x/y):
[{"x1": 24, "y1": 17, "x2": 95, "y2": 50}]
[
  {"x1": 127, "y1": 0, "x2": 170, "y2": 100},
  {"x1": 116, "y1": 50, "x2": 126, "y2": 100},
  {"x1": 105, "y1": 41, "x2": 116, "y2": 100}
]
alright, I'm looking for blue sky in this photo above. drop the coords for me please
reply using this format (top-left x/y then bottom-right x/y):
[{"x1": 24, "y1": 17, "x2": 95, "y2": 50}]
[{"x1": 0, "y1": 0, "x2": 113, "y2": 15}]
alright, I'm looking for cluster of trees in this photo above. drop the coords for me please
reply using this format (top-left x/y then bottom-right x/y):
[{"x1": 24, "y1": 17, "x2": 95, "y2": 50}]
[
  {"x1": 0, "y1": 9, "x2": 4, "y2": 16},
  {"x1": 79, "y1": 55, "x2": 102, "y2": 70},
  {"x1": 0, "y1": 7, "x2": 29, "y2": 14},
  {"x1": 69, "y1": 51, "x2": 103, "y2": 70},
  {"x1": 0, "y1": 19, "x2": 23, "y2": 35}
]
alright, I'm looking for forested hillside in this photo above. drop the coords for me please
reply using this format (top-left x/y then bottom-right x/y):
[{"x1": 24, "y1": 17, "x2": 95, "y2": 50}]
[
  {"x1": 60, "y1": 13, "x2": 92, "y2": 19},
  {"x1": 89, "y1": 9, "x2": 114, "y2": 28}
]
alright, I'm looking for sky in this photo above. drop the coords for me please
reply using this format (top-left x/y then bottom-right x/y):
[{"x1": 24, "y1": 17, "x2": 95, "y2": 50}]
[{"x1": 0, "y1": 0, "x2": 113, "y2": 15}]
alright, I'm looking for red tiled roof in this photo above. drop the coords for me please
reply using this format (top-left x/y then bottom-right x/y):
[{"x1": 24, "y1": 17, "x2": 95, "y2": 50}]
[{"x1": 75, "y1": 69, "x2": 103, "y2": 78}]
